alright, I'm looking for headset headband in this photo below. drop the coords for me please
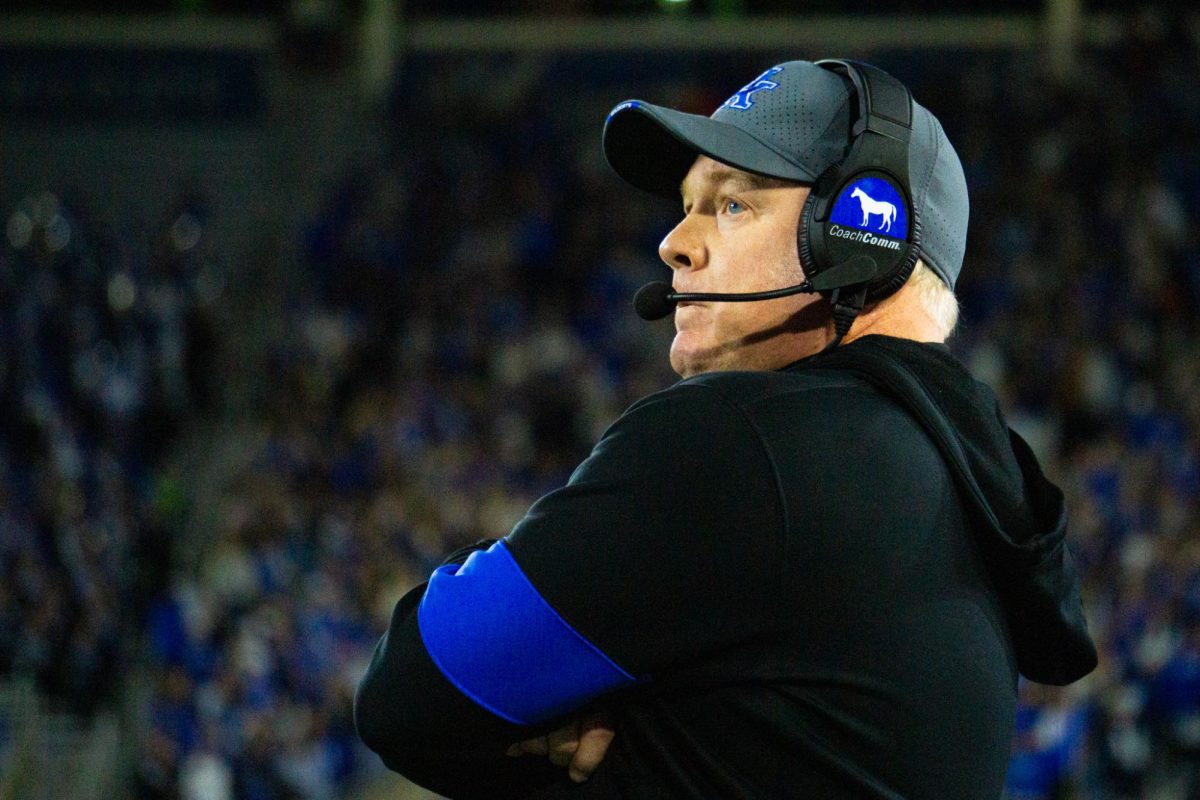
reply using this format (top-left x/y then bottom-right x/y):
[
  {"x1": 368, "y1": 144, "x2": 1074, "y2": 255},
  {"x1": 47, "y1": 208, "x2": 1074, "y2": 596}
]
[
  {"x1": 799, "y1": 60, "x2": 922, "y2": 352},
  {"x1": 816, "y1": 59, "x2": 913, "y2": 144}
]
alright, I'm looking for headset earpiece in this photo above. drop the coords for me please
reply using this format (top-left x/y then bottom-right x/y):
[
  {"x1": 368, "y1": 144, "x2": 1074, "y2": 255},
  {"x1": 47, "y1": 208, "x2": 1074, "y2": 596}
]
[{"x1": 798, "y1": 61, "x2": 922, "y2": 319}]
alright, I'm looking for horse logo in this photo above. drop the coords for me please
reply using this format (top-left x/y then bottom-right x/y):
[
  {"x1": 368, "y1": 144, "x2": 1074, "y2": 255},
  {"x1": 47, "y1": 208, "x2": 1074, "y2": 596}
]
[{"x1": 851, "y1": 187, "x2": 897, "y2": 233}]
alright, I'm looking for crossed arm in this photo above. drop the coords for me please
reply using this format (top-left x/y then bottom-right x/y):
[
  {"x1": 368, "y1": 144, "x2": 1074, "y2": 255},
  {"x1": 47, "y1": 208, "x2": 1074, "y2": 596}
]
[{"x1": 354, "y1": 384, "x2": 782, "y2": 797}]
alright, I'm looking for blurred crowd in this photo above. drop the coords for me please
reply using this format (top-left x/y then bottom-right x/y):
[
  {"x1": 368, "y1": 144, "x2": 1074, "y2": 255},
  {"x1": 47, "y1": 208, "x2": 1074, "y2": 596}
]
[
  {"x1": 5, "y1": 8, "x2": 1200, "y2": 800},
  {"x1": 131, "y1": 55, "x2": 680, "y2": 799},
  {"x1": 0, "y1": 190, "x2": 221, "y2": 718}
]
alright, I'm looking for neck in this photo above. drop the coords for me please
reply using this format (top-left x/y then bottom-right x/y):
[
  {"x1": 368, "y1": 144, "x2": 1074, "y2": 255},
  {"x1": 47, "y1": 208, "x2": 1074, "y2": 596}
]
[{"x1": 841, "y1": 281, "x2": 945, "y2": 346}]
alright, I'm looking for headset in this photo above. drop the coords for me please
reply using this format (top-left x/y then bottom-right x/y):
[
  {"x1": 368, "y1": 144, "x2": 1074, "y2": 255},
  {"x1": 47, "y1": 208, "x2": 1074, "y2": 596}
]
[
  {"x1": 634, "y1": 60, "x2": 923, "y2": 351},
  {"x1": 797, "y1": 59, "x2": 922, "y2": 345}
]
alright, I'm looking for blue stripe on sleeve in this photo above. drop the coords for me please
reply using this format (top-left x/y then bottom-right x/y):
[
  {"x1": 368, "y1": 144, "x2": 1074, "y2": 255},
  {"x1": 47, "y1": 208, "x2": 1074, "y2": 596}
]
[{"x1": 416, "y1": 539, "x2": 637, "y2": 726}]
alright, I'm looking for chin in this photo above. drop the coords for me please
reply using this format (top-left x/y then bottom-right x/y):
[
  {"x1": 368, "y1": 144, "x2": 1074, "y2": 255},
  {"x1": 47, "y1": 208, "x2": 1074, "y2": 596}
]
[
  {"x1": 668, "y1": 344, "x2": 698, "y2": 378},
  {"x1": 670, "y1": 338, "x2": 722, "y2": 378}
]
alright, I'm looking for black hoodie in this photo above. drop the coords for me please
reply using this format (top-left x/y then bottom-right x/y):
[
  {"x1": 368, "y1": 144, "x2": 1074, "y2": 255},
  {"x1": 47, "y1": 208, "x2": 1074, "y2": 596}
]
[
  {"x1": 804, "y1": 335, "x2": 1098, "y2": 686},
  {"x1": 355, "y1": 335, "x2": 1098, "y2": 799}
]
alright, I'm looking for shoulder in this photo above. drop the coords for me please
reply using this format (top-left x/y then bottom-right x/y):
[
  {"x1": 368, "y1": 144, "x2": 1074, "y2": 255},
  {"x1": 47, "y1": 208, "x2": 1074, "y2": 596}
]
[
  {"x1": 598, "y1": 369, "x2": 902, "y2": 472},
  {"x1": 626, "y1": 367, "x2": 872, "y2": 418},
  {"x1": 589, "y1": 379, "x2": 766, "y2": 470},
  {"x1": 573, "y1": 375, "x2": 830, "y2": 490},
  {"x1": 640, "y1": 366, "x2": 947, "y2": 479},
  {"x1": 624, "y1": 368, "x2": 886, "y2": 436},
  {"x1": 680, "y1": 366, "x2": 871, "y2": 405}
]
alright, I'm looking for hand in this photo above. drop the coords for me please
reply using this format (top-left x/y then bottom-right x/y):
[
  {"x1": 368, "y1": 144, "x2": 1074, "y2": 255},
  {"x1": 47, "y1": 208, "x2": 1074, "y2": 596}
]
[{"x1": 505, "y1": 710, "x2": 616, "y2": 783}]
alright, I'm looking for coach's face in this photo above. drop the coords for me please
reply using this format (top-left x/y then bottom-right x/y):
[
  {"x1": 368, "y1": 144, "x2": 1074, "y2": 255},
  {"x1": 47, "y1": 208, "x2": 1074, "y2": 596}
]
[{"x1": 660, "y1": 156, "x2": 827, "y2": 378}]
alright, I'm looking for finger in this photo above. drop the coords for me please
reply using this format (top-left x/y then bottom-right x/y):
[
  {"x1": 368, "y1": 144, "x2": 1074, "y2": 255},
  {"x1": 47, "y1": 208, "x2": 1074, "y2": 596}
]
[
  {"x1": 517, "y1": 736, "x2": 548, "y2": 756},
  {"x1": 568, "y1": 721, "x2": 616, "y2": 782},
  {"x1": 505, "y1": 743, "x2": 522, "y2": 757},
  {"x1": 546, "y1": 722, "x2": 581, "y2": 767}
]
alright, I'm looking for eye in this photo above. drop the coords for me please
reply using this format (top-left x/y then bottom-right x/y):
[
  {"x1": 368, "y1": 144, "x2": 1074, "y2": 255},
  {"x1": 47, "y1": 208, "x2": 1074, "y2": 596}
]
[{"x1": 723, "y1": 198, "x2": 746, "y2": 215}]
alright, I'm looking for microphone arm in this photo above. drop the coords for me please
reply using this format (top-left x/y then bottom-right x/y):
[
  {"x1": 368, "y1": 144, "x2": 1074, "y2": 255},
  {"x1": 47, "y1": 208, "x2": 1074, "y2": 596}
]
[
  {"x1": 633, "y1": 255, "x2": 881, "y2": 322},
  {"x1": 633, "y1": 280, "x2": 817, "y2": 321},
  {"x1": 666, "y1": 282, "x2": 814, "y2": 304}
]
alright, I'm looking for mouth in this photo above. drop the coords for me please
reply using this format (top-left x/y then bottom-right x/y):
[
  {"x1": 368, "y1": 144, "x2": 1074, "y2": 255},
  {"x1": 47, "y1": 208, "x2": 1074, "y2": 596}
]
[{"x1": 673, "y1": 301, "x2": 705, "y2": 329}]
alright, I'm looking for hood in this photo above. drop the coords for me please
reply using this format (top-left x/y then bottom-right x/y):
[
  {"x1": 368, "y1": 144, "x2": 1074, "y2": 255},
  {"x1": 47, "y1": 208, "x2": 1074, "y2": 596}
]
[{"x1": 799, "y1": 335, "x2": 1098, "y2": 685}]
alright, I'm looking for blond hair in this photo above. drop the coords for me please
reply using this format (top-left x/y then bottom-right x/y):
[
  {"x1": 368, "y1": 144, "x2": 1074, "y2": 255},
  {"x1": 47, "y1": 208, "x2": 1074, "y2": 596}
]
[{"x1": 908, "y1": 259, "x2": 959, "y2": 340}]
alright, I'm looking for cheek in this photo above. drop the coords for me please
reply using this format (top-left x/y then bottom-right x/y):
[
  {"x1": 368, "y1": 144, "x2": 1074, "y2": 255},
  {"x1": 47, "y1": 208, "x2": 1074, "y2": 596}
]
[
  {"x1": 709, "y1": 303, "x2": 755, "y2": 334},
  {"x1": 726, "y1": 236, "x2": 802, "y2": 290},
  {"x1": 675, "y1": 304, "x2": 751, "y2": 342},
  {"x1": 766, "y1": 234, "x2": 804, "y2": 284}
]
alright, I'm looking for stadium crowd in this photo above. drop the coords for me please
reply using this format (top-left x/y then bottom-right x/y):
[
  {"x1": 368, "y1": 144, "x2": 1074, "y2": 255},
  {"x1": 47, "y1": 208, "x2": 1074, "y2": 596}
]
[
  {"x1": 4, "y1": 8, "x2": 1200, "y2": 800},
  {"x1": 0, "y1": 189, "x2": 220, "y2": 735}
]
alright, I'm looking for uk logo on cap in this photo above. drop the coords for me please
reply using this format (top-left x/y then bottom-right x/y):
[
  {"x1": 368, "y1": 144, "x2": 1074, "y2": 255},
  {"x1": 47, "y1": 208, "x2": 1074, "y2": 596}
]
[
  {"x1": 830, "y1": 177, "x2": 909, "y2": 241},
  {"x1": 723, "y1": 66, "x2": 783, "y2": 111}
]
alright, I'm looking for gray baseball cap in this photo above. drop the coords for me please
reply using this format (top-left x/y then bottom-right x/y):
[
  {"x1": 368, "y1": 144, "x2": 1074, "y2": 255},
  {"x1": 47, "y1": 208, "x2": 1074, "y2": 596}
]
[{"x1": 602, "y1": 60, "x2": 969, "y2": 290}]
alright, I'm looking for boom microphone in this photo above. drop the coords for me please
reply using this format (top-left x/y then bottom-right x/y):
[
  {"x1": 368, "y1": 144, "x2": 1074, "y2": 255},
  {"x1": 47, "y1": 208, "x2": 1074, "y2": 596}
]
[
  {"x1": 633, "y1": 281, "x2": 815, "y2": 321},
  {"x1": 632, "y1": 255, "x2": 881, "y2": 321},
  {"x1": 632, "y1": 282, "x2": 675, "y2": 321}
]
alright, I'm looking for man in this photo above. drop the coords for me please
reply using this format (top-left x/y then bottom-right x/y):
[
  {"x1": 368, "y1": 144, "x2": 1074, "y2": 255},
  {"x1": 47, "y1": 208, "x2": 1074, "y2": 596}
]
[{"x1": 355, "y1": 59, "x2": 1097, "y2": 799}]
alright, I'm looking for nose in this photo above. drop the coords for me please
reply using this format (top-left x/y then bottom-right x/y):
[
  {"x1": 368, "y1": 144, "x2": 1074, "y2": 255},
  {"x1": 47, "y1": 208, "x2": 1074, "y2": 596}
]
[{"x1": 658, "y1": 214, "x2": 706, "y2": 273}]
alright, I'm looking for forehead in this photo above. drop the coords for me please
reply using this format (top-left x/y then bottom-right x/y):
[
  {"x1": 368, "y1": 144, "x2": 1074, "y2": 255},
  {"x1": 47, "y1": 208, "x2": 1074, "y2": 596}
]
[{"x1": 679, "y1": 156, "x2": 793, "y2": 199}]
